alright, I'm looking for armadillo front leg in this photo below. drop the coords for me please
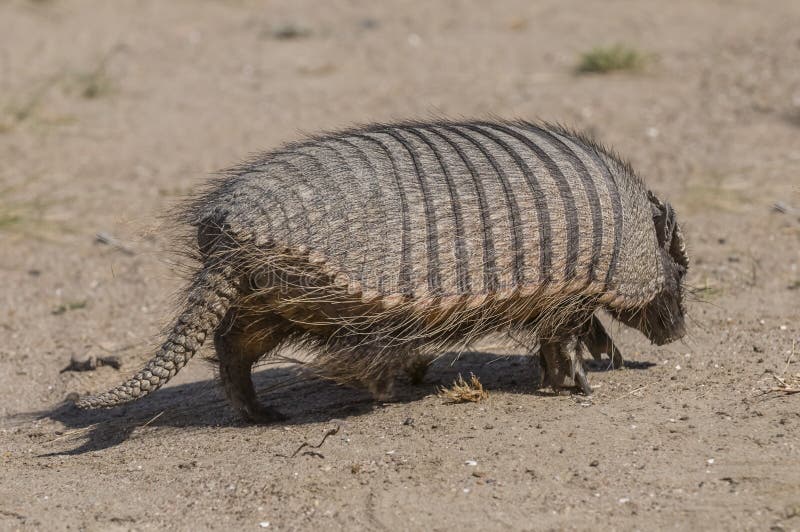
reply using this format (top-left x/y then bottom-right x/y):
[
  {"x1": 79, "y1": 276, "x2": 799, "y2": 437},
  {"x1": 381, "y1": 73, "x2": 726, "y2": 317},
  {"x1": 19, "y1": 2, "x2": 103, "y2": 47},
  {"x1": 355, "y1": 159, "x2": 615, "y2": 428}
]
[
  {"x1": 370, "y1": 352, "x2": 432, "y2": 399},
  {"x1": 214, "y1": 311, "x2": 289, "y2": 423},
  {"x1": 582, "y1": 315, "x2": 624, "y2": 369},
  {"x1": 404, "y1": 352, "x2": 433, "y2": 385},
  {"x1": 540, "y1": 336, "x2": 592, "y2": 395}
]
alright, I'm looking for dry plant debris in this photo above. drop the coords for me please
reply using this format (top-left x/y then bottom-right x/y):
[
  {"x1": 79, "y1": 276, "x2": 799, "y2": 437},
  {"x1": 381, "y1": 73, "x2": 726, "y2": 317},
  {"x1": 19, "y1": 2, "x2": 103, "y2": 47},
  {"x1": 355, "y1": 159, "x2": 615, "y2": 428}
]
[
  {"x1": 439, "y1": 373, "x2": 489, "y2": 404},
  {"x1": 290, "y1": 425, "x2": 340, "y2": 458},
  {"x1": 768, "y1": 341, "x2": 799, "y2": 395},
  {"x1": 771, "y1": 373, "x2": 800, "y2": 394}
]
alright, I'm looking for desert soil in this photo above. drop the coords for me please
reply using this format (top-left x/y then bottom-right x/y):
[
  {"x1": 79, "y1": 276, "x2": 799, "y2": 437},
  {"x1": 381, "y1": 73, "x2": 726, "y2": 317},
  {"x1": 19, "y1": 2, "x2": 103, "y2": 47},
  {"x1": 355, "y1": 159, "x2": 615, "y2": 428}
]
[{"x1": 1, "y1": 0, "x2": 799, "y2": 530}]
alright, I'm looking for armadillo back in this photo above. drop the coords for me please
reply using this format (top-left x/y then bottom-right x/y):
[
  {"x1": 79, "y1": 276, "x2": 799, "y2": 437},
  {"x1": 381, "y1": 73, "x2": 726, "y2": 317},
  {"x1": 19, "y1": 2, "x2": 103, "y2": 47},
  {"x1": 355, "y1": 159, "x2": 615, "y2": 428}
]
[{"x1": 193, "y1": 121, "x2": 663, "y2": 309}]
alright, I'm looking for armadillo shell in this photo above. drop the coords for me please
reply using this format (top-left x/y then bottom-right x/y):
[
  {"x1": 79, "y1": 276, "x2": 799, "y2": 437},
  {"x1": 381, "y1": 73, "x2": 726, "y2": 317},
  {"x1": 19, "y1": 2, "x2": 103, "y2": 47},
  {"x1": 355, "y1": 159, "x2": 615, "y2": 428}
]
[{"x1": 190, "y1": 121, "x2": 664, "y2": 310}]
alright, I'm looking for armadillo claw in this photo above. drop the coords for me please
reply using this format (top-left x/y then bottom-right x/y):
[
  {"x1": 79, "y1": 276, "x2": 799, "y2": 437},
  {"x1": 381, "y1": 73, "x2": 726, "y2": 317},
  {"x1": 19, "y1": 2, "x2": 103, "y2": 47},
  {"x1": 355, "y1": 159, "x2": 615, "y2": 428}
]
[
  {"x1": 241, "y1": 403, "x2": 287, "y2": 424},
  {"x1": 574, "y1": 362, "x2": 593, "y2": 395}
]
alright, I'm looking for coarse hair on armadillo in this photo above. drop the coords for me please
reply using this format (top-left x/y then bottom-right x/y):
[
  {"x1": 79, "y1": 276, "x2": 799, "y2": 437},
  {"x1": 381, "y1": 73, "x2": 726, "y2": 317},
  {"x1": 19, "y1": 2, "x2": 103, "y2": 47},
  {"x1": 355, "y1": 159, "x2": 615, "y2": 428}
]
[{"x1": 78, "y1": 118, "x2": 684, "y2": 406}]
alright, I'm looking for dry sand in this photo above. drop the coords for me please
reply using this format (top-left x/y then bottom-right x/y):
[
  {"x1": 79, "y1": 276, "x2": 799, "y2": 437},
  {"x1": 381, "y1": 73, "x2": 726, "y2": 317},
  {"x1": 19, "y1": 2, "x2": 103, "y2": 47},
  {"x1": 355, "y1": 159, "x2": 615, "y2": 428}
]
[{"x1": 1, "y1": 0, "x2": 799, "y2": 529}]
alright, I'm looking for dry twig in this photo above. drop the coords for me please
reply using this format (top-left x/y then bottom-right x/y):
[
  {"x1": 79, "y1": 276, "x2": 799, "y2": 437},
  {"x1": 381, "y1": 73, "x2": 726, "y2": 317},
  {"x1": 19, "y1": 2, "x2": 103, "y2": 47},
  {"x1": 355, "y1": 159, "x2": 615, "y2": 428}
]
[
  {"x1": 290, "y1": 425, "x2": 340, "y2": 458},
  {"x1": 767, "y1": 341, "x2": 799, "y2": 395}
]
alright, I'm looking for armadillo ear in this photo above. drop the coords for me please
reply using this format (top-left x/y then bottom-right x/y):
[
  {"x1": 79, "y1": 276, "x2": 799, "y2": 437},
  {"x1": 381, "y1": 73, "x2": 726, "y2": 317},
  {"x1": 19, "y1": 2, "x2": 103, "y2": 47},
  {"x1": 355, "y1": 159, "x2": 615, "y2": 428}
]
[
  {"x1": 649, "y1": 191, "x2": 675, "y2": 249},
  {"x1": 649, "y1": 191, "x2": 689, "y2": 270},
  {"x1": 670, "y1": 222, "x2": 689, "y2": 269}
]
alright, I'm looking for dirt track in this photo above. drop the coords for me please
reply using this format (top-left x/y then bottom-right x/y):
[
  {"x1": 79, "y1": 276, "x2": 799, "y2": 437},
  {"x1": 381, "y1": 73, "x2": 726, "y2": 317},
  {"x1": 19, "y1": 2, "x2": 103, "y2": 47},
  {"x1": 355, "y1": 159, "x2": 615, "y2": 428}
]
[{"x1": 1, "y1": 1, "x2": 799, "y2": 530}]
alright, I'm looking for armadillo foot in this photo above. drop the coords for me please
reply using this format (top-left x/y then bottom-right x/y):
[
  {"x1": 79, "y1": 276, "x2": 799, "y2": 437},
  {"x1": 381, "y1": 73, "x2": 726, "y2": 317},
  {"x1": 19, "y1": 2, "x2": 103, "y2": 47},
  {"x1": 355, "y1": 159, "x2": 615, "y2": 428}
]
[
  {"x1": 540, "y1": 336, "x2": 592, "y2": 395},
  {"x1": 241, "y1": 402, "x2": 287, "y2": 424},
  {"x1": 404, "y1": 354, "x2": 432, "y2": 385},
  {"x1": 369, "y1": 353, "x2": 433, "y2": 398},
  {"x1": 368, "y1": 375, "x2": 396, "y2": 402},
  {"x1": 583, "y1": 315, "x2": 624, "y2": 369}
]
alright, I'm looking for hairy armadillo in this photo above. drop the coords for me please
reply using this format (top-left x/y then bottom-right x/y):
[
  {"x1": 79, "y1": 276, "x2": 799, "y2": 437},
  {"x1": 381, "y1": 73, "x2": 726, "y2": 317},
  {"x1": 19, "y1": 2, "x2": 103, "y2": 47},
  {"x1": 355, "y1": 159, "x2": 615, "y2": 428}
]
[{"x1": 77, "y1": 120, "x2": 689, "y2": 422}]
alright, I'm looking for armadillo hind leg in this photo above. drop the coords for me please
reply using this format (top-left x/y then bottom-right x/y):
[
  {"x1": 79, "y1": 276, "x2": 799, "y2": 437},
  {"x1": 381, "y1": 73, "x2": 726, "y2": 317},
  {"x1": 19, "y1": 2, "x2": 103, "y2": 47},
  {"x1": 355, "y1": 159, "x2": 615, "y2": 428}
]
[
  {"x1": 539, "y1": 336, "x2": 592, "y2": 396},
  {"x1": 214, "y1": 310, "x2": 290, "y2": 423},
  {"x1": 582, "y1": 315, "x2": 624, "y2": 369}
]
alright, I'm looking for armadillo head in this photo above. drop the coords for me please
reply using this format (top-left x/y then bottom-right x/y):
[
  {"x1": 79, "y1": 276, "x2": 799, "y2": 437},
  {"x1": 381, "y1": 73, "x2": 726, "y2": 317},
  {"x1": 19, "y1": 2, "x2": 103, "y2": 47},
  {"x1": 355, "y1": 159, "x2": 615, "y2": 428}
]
[{"x1": 611, "y1": 192, "x2": 689, "y2": 345}]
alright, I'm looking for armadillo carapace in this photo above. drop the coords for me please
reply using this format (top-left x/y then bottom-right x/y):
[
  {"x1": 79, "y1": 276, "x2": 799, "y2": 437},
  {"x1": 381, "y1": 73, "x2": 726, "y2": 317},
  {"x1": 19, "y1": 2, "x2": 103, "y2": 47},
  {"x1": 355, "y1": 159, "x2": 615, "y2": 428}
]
[{"x1": 77, "y1": 120, "x2": 689, "y2": 422}]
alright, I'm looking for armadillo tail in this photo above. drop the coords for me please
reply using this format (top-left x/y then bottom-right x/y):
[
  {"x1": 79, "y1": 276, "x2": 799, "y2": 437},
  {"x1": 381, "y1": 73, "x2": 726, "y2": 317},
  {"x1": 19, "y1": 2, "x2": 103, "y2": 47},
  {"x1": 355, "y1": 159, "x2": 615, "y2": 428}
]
[{"x1": 76, "y1": 266, "x2": 238, "y2": 409}]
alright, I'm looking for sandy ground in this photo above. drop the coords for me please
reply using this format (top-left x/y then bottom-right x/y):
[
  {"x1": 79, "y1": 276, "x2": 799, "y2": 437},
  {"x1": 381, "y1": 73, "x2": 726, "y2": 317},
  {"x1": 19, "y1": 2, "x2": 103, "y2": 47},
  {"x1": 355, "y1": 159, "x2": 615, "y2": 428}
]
[{"x1": 1, "y1": 0, "x2": 799, "y2": 530}]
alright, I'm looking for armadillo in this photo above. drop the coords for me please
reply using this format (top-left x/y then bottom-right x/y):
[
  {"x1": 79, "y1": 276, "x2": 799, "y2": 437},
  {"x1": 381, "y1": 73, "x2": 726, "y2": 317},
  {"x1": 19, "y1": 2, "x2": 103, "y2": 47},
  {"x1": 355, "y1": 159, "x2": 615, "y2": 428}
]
[{"x1": 76, "y1": 120, "x2": 689, "y2": 422}]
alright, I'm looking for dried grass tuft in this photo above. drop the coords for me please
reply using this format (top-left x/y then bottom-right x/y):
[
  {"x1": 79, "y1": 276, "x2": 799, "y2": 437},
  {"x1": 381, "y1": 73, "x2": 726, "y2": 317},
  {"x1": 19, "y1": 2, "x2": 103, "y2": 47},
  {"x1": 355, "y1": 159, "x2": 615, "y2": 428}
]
[{"x1": 439, "y1": 373, "x2": 488, "y2": 404}]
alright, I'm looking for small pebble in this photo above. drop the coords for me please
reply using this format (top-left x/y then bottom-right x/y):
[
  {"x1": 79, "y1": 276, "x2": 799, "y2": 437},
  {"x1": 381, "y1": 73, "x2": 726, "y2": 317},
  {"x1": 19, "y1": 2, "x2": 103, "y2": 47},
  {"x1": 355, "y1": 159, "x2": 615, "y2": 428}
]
[{"x1": 359, "y1": 18, "x2": 379, "y2": 29}]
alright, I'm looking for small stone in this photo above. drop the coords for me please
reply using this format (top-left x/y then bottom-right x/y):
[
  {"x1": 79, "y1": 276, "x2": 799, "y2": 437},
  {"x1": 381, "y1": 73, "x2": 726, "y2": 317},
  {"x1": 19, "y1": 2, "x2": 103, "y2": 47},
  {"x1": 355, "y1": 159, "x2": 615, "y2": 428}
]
[
  {"x1": 270, "y1": 23, "x2": 311, "y2": 40},
  {"x1": 359, "y1": 18, "x2": 379, "y2": 30},
  {"x1": 590, "y1": 460, "x2": 599, "y2": 467}
]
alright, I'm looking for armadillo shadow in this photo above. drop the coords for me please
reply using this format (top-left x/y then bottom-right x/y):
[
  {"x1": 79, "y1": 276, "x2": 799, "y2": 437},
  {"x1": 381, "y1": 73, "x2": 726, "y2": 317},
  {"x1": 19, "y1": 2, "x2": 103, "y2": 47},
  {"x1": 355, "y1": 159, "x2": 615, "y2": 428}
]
[{"x1": 36, "y1": 350, "x2": 654, "y2": 456}]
